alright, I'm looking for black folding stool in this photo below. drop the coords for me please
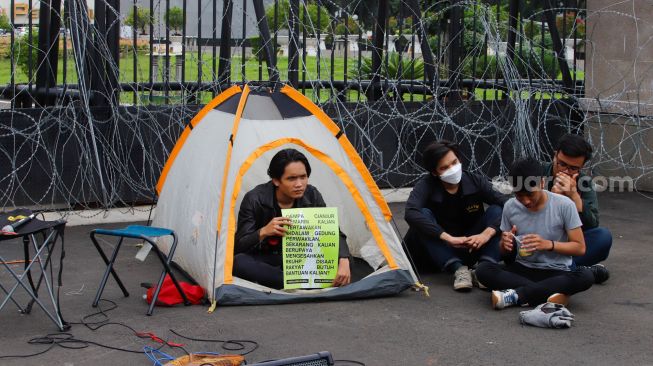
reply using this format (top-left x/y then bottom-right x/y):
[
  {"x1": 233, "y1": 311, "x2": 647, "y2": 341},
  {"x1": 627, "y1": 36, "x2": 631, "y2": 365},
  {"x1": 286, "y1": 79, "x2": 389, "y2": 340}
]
[{"x1": 0, "y1": 209, "x2": 69, "y2": 331}]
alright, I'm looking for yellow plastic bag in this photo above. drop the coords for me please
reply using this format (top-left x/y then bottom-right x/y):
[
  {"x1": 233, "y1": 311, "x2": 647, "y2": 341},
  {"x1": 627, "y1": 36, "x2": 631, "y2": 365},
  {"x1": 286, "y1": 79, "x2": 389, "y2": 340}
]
[{"x1": 163, "y1": 353, "x2": 245, "y2": 366}]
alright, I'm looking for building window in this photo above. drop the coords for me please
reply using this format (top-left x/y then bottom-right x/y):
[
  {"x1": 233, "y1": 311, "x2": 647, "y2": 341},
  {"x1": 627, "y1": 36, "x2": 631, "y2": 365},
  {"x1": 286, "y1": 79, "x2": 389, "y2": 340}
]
[{"x1": 15, "y1": 3, "x2": 28, "y2": 16}]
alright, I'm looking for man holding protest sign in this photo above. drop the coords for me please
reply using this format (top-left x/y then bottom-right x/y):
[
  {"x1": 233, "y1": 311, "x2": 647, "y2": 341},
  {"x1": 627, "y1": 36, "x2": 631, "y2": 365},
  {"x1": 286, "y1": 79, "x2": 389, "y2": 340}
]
[{"x1": 233, "y1": 149, "x2": 351, "y2": 290}]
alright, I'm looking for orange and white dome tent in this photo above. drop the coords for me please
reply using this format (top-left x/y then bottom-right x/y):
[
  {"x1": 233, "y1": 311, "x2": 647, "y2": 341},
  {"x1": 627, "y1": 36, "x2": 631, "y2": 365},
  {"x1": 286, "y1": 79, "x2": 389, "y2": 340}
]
[{"x1": 152, "y1": 84, "x2": 418, "y2": 305}]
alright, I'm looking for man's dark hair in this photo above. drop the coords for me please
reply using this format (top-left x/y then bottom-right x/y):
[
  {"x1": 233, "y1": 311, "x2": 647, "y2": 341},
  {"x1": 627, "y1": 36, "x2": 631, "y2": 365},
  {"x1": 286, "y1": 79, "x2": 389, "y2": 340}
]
[
  {"x1": 268, "y1": 148, "x2": 312, "y2": 180},
  {"x1": 509, "y1": 157, "x2": 543, "y2": 193},
  {"x1": 421, "y1": 140, "x2": 460, "y2": 172},
  {"x1": 557, "y1": 133, "x2": 593, "y2": 162}
]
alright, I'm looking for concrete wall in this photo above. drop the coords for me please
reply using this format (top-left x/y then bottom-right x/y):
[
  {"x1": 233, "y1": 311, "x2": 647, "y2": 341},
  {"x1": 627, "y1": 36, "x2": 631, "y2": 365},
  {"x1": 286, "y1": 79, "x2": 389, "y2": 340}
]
[
  {"x1": 584, "y1": 110, "x2": 653, "y2": 192},
  {"x1": 583, "y1": 0, "x2": 653, "y2": 191},
  {"x1": 585, "y1": 0, "x2": 653, "y2": 103}
]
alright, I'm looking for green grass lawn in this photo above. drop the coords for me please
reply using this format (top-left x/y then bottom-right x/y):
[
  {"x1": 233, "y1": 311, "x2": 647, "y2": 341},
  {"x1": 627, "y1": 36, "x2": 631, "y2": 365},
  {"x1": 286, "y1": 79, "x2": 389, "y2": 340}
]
[
  {"x1": 1, "y1": 53, "x2": 349, "y2": 85},
  {"x1": 1, "y1": 51, "x2": 571, "y2": 104}
]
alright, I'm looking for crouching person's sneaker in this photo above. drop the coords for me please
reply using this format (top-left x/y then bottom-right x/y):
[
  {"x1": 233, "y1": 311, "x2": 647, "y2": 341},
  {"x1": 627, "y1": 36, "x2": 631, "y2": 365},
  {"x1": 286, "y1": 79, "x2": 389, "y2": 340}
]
[
  {"x1": 577, "y1": 264, "x2": 610, "y2": 284},
  {"x1": 590, "y1": 264, "x2": 610, "y2": 284},
  {"x1": 492, "y1": 289, "x2": 519, "y2": 309},
  {"x1": 453, "y1": 265, "x2": 473, "y2": 291}
]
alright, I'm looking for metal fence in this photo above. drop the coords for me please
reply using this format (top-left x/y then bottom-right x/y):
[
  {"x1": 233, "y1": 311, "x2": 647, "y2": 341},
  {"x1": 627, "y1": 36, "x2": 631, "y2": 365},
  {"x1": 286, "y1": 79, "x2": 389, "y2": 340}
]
[{"x1": 0, "y1": 0, "x2": 586, "y2": 108}]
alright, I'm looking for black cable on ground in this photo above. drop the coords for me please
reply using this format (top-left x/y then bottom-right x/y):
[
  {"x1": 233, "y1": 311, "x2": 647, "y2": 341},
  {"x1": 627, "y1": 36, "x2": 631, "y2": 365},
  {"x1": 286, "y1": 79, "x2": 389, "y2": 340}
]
[
  {"x1": 169, "y1": 328, "x2": 259, "y2": 356},
  {"x1": 334, "y1": 360, "x2": 366, "y2": 366},
  {"x1": 0, "y1": 299, "x2": 188, "y2": 359}
]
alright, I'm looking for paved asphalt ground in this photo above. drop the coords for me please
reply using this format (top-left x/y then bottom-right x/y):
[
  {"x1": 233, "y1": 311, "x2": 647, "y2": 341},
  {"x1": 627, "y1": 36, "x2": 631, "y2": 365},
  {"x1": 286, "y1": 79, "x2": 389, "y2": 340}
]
[{"x1": 1, "y1": 192, "x2": 652, "y2": 366}]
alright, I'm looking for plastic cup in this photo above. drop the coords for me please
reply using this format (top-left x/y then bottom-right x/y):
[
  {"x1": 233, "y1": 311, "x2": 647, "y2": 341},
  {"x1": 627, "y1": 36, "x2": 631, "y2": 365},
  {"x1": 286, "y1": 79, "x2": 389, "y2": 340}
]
[{"x1": 516, "y1": 235, "x2": 532, "y2": 257}]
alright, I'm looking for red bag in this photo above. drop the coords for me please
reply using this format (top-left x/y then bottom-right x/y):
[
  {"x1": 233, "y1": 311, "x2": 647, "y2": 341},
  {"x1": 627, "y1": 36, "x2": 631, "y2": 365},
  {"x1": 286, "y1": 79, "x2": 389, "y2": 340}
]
[{"x1": 146, "y1": 275, "x2": 205, "y2": 306}]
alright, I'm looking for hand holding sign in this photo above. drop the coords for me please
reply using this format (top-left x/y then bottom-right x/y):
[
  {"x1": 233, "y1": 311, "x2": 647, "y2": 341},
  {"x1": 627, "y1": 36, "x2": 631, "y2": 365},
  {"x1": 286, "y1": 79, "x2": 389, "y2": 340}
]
[
  {"x1": 281, "y1": 207, "x2": 340, "y2": 289},
  {"x1": 332, "y1": 258, "x2": 351, "y2": 287},
  {"x1": 260, "y1": 217, "x2": 292, "y2": 241}
]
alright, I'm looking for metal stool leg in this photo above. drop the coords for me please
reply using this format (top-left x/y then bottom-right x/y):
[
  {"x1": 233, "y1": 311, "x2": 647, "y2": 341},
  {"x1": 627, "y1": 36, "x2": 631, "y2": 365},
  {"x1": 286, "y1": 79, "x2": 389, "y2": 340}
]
[
  {"x1": 0, "y1": 271, "x2": 26, "y2": 312},
  {"x1": 147, "y1": 254, "x2": 168, "y2": 316},
  {"x1": 26, "y1": 232, "x2": 65, "y2": 330},
  {"x1": 166, "y1": 233, "x2": 191, "y2": 307},
  {"x1": 22, "y1": 236, "x2": 38, "y2": 314},
  {"x1": 145, "y1": 233, "x2": 190, "y2": 316},
  {"x1": 91, "y1": 233, "x2": 129, "y2": 307},
  {"x1": 24, "y1": 232, "x2": 57, "y2": 314}
]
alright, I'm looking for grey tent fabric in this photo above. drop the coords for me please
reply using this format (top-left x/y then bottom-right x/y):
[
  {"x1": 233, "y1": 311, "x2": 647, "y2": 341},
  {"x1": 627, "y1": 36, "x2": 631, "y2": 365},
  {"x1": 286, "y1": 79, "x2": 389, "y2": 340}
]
[
  {"x1": 242, "y1": 94, "x2": 283, "y2": 120},
  {"x1": 214, "y1": 270, "x2": 414, "y2": 305}
]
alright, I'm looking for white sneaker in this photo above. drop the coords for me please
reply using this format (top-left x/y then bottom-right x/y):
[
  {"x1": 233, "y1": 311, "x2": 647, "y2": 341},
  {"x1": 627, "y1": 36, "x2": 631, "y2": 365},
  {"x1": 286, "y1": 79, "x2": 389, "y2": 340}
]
[
  {"x1": 453, "y1": 266, "x2": 473, "y2": 291},
  {"x1": 492, "y1": 289, "x2": 519, "y2": 309}
]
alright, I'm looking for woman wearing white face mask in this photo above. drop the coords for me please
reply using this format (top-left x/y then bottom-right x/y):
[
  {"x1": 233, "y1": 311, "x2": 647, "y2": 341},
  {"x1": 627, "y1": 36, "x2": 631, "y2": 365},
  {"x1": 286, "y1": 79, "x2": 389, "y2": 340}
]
[{"x1": 404, "y1": 140, "x2": 510, "y2": 291}]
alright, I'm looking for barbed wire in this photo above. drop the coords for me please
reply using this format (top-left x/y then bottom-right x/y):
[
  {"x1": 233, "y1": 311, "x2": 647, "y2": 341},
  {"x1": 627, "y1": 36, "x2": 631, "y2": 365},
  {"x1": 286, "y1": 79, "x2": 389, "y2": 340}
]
[{"x1": 0, "y1": 1, "x2": 651, "y2": 213}]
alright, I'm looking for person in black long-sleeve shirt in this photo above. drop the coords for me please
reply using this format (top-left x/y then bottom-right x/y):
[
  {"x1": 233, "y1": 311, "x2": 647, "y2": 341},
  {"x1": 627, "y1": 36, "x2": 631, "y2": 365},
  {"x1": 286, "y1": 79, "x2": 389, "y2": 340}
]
[
  {"x1": 404, "y1": 140, "x2": 509, "y2": 291},
  {"x1": 233, "y1": 148, "x2": 351, "y2": 289}
]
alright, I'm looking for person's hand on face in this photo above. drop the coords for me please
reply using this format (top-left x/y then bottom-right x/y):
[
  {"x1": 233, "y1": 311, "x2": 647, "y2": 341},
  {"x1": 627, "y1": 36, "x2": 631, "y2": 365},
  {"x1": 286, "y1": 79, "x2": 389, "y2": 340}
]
[{"x1": 552, "y1": 172, "x2": 578, "y2": 196}]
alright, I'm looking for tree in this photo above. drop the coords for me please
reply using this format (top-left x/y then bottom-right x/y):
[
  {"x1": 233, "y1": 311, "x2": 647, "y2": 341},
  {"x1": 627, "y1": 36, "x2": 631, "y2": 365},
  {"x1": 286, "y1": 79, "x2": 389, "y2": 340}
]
[
  {"x1": 556, "y1": 11, "x2": 585, "y2": 40},
  {"x1": 386, "y1": 16, "x2": 414, "y2": 36},
  {"x1": 354, "y1": 0, "x2": 401, "y2": 31},
  {"x1": 125, "y1": 7, "x2": 154, "y2": 35},
  {"x1": 520, "y1": 0, "x2": 545, "y2": 19},
  {"x1": 16, "y1": 30, "x2": 38, "y2": 79},
  {"x1": 166, "y1": 6, "x2": 183, "y2": 36},
  {"x1": 335, "y1": 17, "x2": 361, "y2": 35},
  {"x1": 265, "y1": 0, "x2": 330, "y2": 34},
  {"x1": 0, "y1": 12, "x2": 10, "y2": 31}
]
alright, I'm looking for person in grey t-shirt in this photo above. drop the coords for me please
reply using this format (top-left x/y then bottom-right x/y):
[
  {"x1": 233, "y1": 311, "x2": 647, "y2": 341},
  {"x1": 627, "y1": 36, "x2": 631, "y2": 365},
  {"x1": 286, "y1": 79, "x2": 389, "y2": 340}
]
[
  {"x1": 502, "y1": 187, "x2": 581, "y2": 272},
  {"x1": 475, "y1": 158, "x2": 594, "y2": 309}
]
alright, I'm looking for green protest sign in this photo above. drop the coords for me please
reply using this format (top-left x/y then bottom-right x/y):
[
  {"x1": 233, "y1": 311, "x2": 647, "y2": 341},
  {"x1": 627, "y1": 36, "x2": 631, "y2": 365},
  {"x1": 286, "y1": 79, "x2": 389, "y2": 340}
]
[{"x1": 281, "y1": 207, "x2": 339, "y2": 289}]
